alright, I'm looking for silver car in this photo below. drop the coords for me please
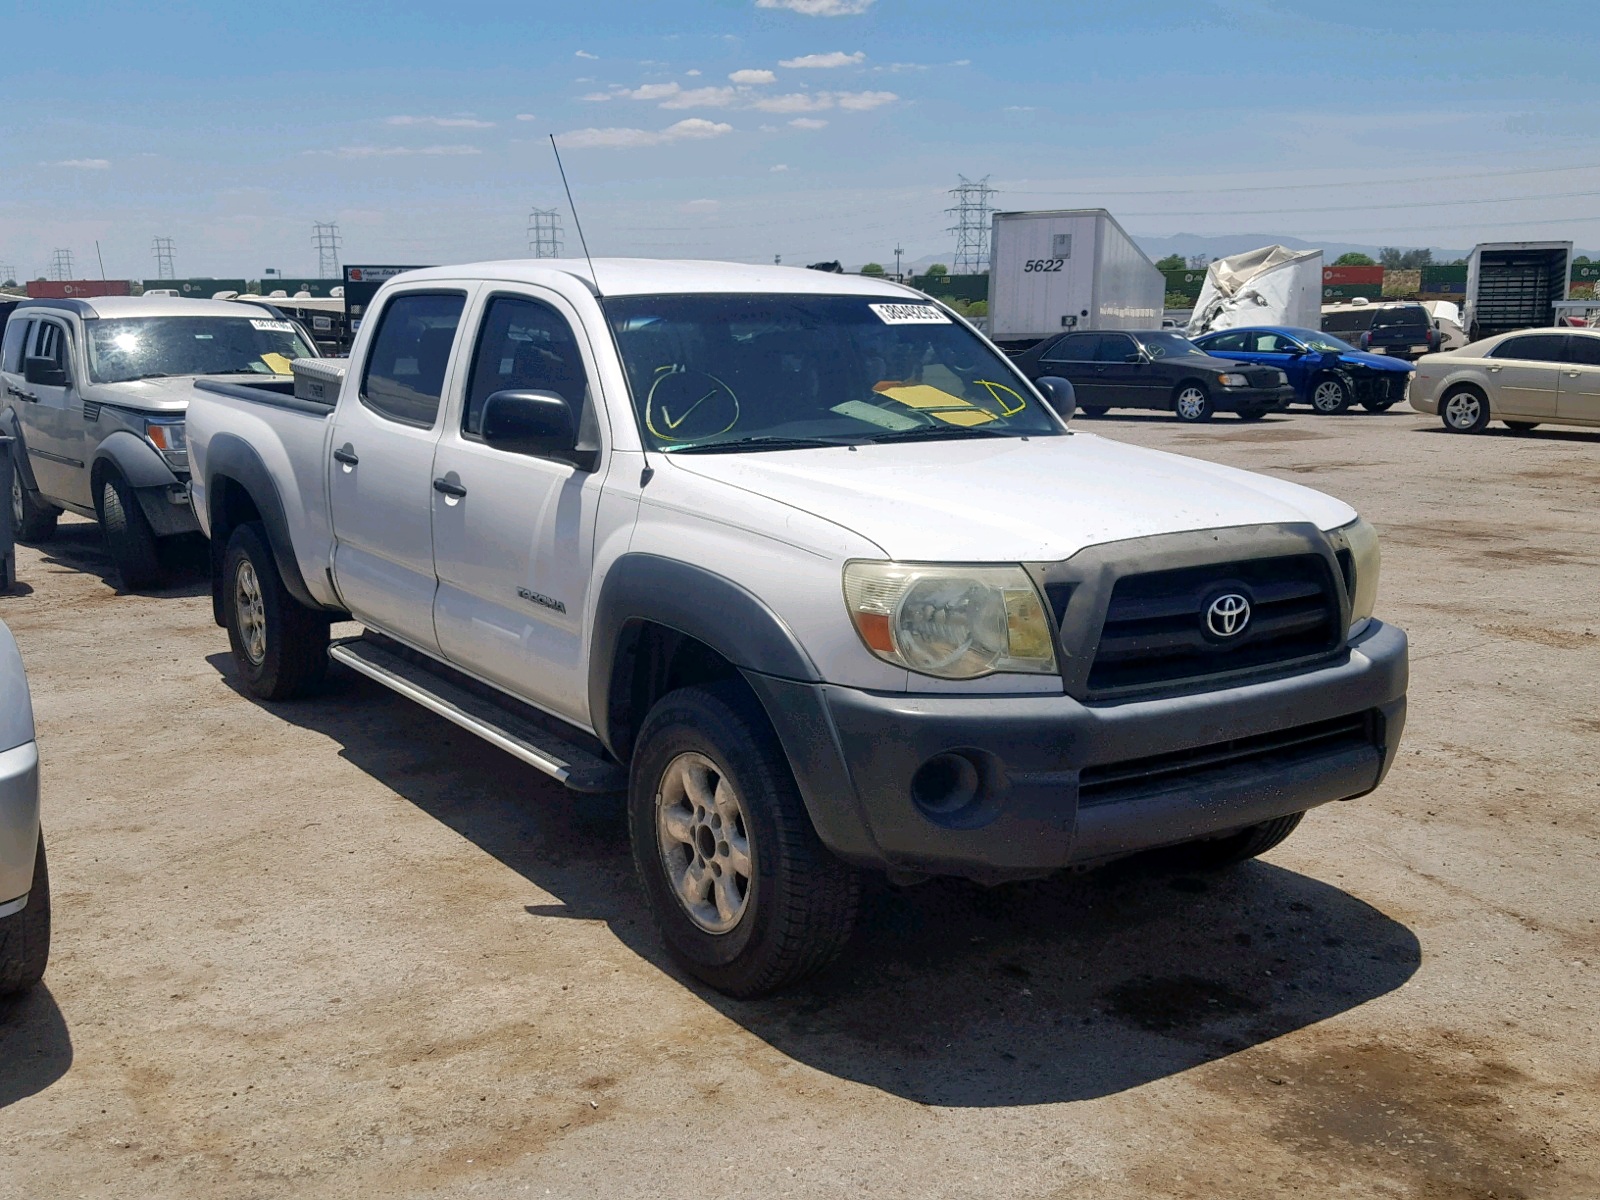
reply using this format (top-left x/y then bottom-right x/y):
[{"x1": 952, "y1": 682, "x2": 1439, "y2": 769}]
[
  {"x1": 1, "y1": 296, "x2": 317, "y2": 589},
  {"x1": 0, "y1": 617, "x2": 47, "y2": 996}
]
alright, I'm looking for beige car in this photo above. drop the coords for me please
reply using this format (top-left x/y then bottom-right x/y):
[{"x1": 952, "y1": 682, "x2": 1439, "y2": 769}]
[{"x1": 1411, "y1": 327, "x2": 1600, "y2": 433}]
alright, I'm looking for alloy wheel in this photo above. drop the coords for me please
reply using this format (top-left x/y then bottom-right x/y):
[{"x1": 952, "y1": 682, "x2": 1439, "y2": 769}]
[
  {"x1": 1176, "y1": 388, "x2": 1208, "y2": 420},
  {"x1": 1444, "y1": 392, "x2": 1481, "y2": 429},
  {"x1": 656, "y1": 751, "x2": 753, "y2": 935},
  {"x1": 1312, "y1": 381, "x2": 1346, "y2": 412},
  {"x1": 234, "y1": 558, "x2": 267, "y2": 666}
]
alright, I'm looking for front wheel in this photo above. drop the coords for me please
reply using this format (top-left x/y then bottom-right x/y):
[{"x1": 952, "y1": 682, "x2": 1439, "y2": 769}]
[
  {"x1": 1440, "y1": 387, "x2": 1491, "y2": 433},
  {"x1": 1173, "y1": 384, "x2": 1213, "y2": 423},
  {"x1": 1310, "y1": 376, "x2": 1353, "y2": 414},
  {"x1": 98, "y1": 472, "x2": 164, "y2": 590},
  {"x1": 10, "y1": 455, "x2": 59, "y2": 543},
  {"x1": 0, "y1": 834, "x2": 50, "y2": 997},
  {"x1": 1166, "y1": 813, "x2": 1304, "y2": 871},
  {"x1": 223, "y1": 522, "x2": 329, "y2": 700},
  {"x1": 629, "y1": 682, "x2": 860, "y2": 998}
]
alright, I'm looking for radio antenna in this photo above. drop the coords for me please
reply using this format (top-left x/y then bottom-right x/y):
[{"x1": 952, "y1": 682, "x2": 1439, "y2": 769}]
[{"x1": 550, "y1": 134, "x2": 600, "y2": 296}]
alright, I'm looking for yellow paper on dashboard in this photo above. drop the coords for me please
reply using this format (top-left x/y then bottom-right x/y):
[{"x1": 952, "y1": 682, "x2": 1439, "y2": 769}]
[
  {"x1": 260, "y1": 352, "x2": 293, "y2": 375},
  {"x1": 871, "y1": 383, "x2": 997, "y2": 427}
]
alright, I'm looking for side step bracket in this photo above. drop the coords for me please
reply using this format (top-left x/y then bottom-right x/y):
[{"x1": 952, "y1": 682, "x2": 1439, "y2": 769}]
[{"x1": 328, "y1": 636, "x2": 625, "y2": 794}]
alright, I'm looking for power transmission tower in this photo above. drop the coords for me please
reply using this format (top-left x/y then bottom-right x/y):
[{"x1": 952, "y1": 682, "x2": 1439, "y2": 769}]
[
  {"x1": 312, "y1": 222, "x2": 342, "y2": 278},
  {"x1": 945, "y1": 175, "x2": 997, "y2": 274},
  {"x1": 0, "y1": 265, "x2": 16, "y2": 288},
  {"x1": 893, "y1": 243, "x2": 904, "y2": 281},
  {"x1": 49, "y1": 249, "x2": 76, "y2": 281},
  {"x1": 151, "y1": 237, "x2": 177, "y2": 280},
  {"x1": 527, "y1": 208, "x2": 563, "y2": 258}
]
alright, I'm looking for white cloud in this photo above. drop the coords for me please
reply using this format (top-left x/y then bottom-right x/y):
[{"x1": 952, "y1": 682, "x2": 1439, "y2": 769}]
[
  {"x1": 789, "y1": 118, "x2": 828, "y2": 129},
  {"x1": 778, "y1": 51, "x2": 864, "y2": 68},
  {"x1": 681, "y1": 199, "x2": 720, "y2": 213},
  {"x1": 576, "y1": 50, "x2": 598, "y2": 59},
  {"x1": 771, "y1": 163, "x2": 790, "y2": 172},
  {"x1": 580, "y1": 92, "x2": 613, "y2": 102},
  {"x1": 730, "y1": 68, "x2": 777, "y2": 84},
  {"x1": 1004, "y1": 105, "x2": 1036, "y2": 112},
  {"x1": 835, "y1": 90, "x2": 897, "y2": 110},
  {"x1": 386, "y1": 115, "x2": 495, "y2": 128},
  {"x1": 54, "y1": 158, "x2": 110, "y2": 169},
  {"x1": 626, "y1": 82, "x2": 683, "y2": 100},
  {"x1": 660, "y1": 86, "x2": 741, "y2": 109},
  {"x1": 560, "y1": 118, "x2": 734, "y2": 149},
  {"x1": 311, "y1": 145, "x2": 483, "y2": 158},
  {"x1": 686, "y1": 69, "x2": 702, "y2": 76},
  {"x1": 756, "y1": 0, "x2": 873, "y2": 14},
  {"x1": 752, "y1": 89, "x2": 895, "y2": 113},
  {"x1": 516, "y1": 113, "x2": 537, "y2": 121}
]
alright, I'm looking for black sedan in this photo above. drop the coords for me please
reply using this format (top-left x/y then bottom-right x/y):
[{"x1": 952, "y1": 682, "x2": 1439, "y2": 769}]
[{"x1": 1012, "y1": 329, "x2": 1295, "y2": 422}]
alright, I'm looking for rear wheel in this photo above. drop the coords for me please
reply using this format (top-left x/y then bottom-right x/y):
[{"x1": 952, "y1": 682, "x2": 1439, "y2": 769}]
[
  {"x1": 0, "y1": 834, "x2": 50, "y2": 997},
  {"x1": 223, "y1": 522, "x2": 329, "y2": 701},
  {"x1": 1310, "y1": 376, "x2": 1353, "y2": 414},
  {"x1": 1167, "y1": 813, "x2": 1304, "y2": 871},
  {"x1": 629, "y1": 682, "x2": 860, "y2": 998},
  {"x1": 9, "y1": 453, "x2": 59, "y2": 543},
  {"x1": 1441, "y1": 387, "x2": 1491, "y2": 433},
  {"x1": 1360, "y1": 395, "x2": 1398, "y2": 413},
  {"x1": 1173, "y1": 384, "x2": 1213, "y2": 423},
  {"x1": 98, "y1": 472, "x2": 164, "y2": 590},
  {"x1": 1504, "y1": 420, "x2": 1540, "y2": 432}
]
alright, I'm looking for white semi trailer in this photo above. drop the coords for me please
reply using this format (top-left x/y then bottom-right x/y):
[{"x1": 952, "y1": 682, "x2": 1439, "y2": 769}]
[{"x1": 986, "y1": 209, "x2": 1165, "y2": 351}]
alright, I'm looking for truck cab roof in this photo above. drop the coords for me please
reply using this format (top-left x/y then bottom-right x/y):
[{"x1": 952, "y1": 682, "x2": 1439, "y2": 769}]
[
  {"x1": 17, "y1": 295, "x2": 279, "y2": 320},
  {"x1": 390, "y1": 258, "x2": 927, "y2": 299}
]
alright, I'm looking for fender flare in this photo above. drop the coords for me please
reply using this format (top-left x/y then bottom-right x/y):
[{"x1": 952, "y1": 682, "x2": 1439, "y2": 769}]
[
  {"x1": 91, "y1": 430, "x2": 180, "y2": 491},
  {"x1": 0, "y1": 409, "x2": 41, "y2": 493},
  {"x1": 587, "y1": 553, "x2": 820, "y2": 756},
  {"x1": 203, "y1": 432, "x2": 321, "y2": 613}
]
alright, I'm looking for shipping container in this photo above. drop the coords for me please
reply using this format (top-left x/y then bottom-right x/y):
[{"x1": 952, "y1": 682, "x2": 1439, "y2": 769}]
[
  {"x1": 911, "y1": 272, "x2": 988, "y2": 304},
  {"x1": 1161, "y1": 267, "x2": 1206, "y2": 301},
  {"x1": 25, "y1": 279, "x2": 132, "y2": 299},
  {"x1": 1419, "y1": 264, "x2": 1468, "y2": 299},
  {"x1": 1464, "y1": 241, "x2": 1572, "y2": 340},
  {"x1": 986, "y1": 209, "x2": 1164, "y2": 347},
  {"x1": 137, "y1": 277, "x2": 249, "y2": 298},
  {"x1": 1323, "y1": 264, "x2": 1385, "y2": 288},
  {"x1": 1570, "y1": 260, "x2": 1600, "y2": 300}
]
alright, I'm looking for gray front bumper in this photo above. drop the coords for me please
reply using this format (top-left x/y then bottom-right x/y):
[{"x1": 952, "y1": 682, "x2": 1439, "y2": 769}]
[
  {"x1": 0, "y1": 740, "x2": 41, "y2": 914},
  {"x1": 749, "y1": 621, "x2": 1408, "y2": 882}
]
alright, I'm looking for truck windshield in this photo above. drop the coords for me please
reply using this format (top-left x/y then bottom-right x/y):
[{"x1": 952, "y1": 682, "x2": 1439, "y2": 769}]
[
  {"x1": 85, "y1": 316, "x2": 316, "y2": 384},
  {"x1": 607, "y1": 293, "x2": 1062, "y2": 452}
]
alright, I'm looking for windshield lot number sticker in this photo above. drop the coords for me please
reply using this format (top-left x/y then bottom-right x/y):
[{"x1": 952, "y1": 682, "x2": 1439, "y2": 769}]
[
  {"x1": 869, "y1": 303, "x2": 951, "y2": 325},
  {"x1": 250, "y1": 319, "x2": 295, "y2": 332},
  {"x1": 1023, "y1": 258, "x2": 1065, "y2": 273}
]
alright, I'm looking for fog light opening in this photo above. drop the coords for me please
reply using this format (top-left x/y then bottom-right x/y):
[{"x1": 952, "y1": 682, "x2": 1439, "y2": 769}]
[{"x1": 911, "y1": 751, "x2": 982, "y2": 816}]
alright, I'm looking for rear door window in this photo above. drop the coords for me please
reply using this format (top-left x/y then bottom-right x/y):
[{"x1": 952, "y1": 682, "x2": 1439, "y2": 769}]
[
  {"x1": 1095, "y1": 333, "x2": 1138, "y2": 363},
  {"x1": 1493, "y1": 333, "x2": 1567, "y2": 363},
  {"x1": 1565, "y1": 335, "x2": 1600, "y2": 366},
  {"x1": 1371, "y1": 306, "x2": 1429, "y2": 333},
  {"x1": 1040, "y1": 333, "x2": 1098, "y2": 363},
  {"x1": 360, "y1": 291, "x2": 467, "y2": 427},
  {"x1": 1202, "y1": 331, "x2": 1247, "y2": 353}
]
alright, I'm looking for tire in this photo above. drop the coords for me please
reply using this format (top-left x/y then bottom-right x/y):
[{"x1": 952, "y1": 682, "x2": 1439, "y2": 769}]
[
  {"x1": 628, "y1": 682, "x2": 861, "y2": 998},
  {"x1": 1440, "y1": 386, "x2": 1491, "y2": 433},
  {"x1": 222, "y1": 522, "x2": 329, "y2": 701},
  {"x1": 98, "y1": 472, "x2": 164, "y2": 590},
  {"x1": 1360, "y1": 396, "x2": 1397, "y2": 413},
  {"x1": 9, "y1": 452, "x2": 59, "y2": 543},
  {"x1": 0, "y1": 834, "x2": 50, "y2": 997},
  {"x1": 1504, "y1": 420, "x2": 1540, "y2": 432},
  {"x1": 1079, "y1": 406, "x2": 1109, "y2": 418},
  {"x1": 1310, "y1": 375, "x2": 1353, "y2": 414},
  {"x1": 1173, "y1": 383, "x2": 1213, "y2": 423},
  {"x1": 1235, "y1": 406, "x2": 1269, "y2": 421},
  {"x1": 1166, "y1": 813, "x2": 1304, "y2": 871}
]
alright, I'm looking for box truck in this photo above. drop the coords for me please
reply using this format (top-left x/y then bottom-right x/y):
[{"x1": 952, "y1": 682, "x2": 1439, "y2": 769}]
[
  {"x1": 987, "y1": 209, "x2": 1164, "y2": 350},
  {"x1": 1464, "y1": 241, "x2": 1572, "y2": 341},
  {"x1": 1186, "y1": 245, "x2": 1324, "y2": 338}
]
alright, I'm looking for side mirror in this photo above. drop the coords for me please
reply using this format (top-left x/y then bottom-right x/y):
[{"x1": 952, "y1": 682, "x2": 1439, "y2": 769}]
[
  {"x1": 1034, "y1": 375, "x2": 1076, "y2": 420},
  {"x1": 23, "y1": 357, "x2": 67, "y2": 388},
  {"x1": 480, "y1": 389, "x2": 597, "y2": 470}
]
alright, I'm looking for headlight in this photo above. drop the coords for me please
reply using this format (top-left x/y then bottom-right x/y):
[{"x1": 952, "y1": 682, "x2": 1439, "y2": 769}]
[
  {"x1": 843, "y1": 561, "x2": 1057, "y2": 679},
  {"x1": 1217, "y1": 373, "x2": 1249, "y2": 387},
  {"x1": 144, "y1": 419, "x2": 188, "y2": 470},
  {"x1": 1333, "y1": 517, "x2": 1380, "y2": 632}
]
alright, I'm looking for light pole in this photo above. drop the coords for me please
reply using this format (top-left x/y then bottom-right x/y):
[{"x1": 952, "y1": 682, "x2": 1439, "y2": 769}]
[{"x1": 894, "y1": 244, "x2": 904, "y2": 282}]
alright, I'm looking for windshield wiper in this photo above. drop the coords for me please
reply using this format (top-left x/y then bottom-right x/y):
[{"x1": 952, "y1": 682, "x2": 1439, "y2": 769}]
[
  {"x1": 859, "y1": 424, "x2": 1015, "y2": 445},
  {"x1": 667, "y1": 435, "x2": 858, "y2": 454}
]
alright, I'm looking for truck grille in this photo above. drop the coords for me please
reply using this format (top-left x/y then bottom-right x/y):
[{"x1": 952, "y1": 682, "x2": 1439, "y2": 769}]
[
  {"x1": 1078, "y1": 711, "x2": 1375, "y2": 806},
  {"x1": 1086, "y1": 554, "x2": 1342, "y2": 696}
]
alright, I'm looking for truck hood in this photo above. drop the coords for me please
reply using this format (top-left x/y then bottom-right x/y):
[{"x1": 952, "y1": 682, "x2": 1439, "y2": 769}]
[
  {"x1": 82, "y1": 373, "x2": 282, "y2": 415},
  {"x1": 663, "y1": 433, "x2": 1358, "y2": 562}
]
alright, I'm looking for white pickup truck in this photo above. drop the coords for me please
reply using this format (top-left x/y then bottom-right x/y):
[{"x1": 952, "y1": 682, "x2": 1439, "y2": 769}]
[{"x1": 185, "y1": 259, "x2": 1408, "y2": 997}]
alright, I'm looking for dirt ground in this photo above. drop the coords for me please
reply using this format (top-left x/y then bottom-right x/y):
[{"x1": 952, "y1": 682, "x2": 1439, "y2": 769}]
[{"x1": 1, "y1": 406, "x2": 1597, "y2": 1199}]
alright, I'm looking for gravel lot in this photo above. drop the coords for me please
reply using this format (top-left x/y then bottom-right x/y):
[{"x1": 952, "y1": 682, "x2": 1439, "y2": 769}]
[{"x1": 1, "y1": 406, "x2": 1596, "y2": 1199}]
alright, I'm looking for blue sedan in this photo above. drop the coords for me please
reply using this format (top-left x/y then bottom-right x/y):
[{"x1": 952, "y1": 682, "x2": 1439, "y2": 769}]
[{"x1": 1191, "y1": 325, "x2": 1415, "y2": 414}]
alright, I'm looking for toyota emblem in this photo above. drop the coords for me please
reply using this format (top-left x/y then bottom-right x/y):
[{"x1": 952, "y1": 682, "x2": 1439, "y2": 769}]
[{"x1": 1205, "y1": 593, "x2": 1252, "y2": 638}]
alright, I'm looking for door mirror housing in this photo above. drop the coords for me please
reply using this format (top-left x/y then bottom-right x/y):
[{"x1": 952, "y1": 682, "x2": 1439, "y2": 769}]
[
  {"x1": 23, "y1": 357, "x2": 67, "y2": 388},
  {"x1": 1033, "y1": 375, "x2": 1077, "y2": 421},
  {"x1": 480, "y1": 389, "x2": 597, "y2": 470}
]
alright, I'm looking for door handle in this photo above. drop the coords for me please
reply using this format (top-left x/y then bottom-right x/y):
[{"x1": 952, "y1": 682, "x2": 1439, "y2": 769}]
[
  {"x1": 6, "y1": 386, "x2": 35, "y2": 402},
  {"x1": 1565, "y1": 370, "x2": 1581, "y2": 377},
  {"x1": 432, "y1": 478, "x2": 467, "y2": 499},
  {"x1": 332, "y1": 446, "x2": 359, "y2": 466},
  {"x1": 1486, "y1": 366, "x2": 1502, "y2": 373}
]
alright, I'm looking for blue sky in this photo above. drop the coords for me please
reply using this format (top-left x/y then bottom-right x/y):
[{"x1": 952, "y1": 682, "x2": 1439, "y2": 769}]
[{"x1": 1, "y1": 0, "x2": 1597, "y2": 279}]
